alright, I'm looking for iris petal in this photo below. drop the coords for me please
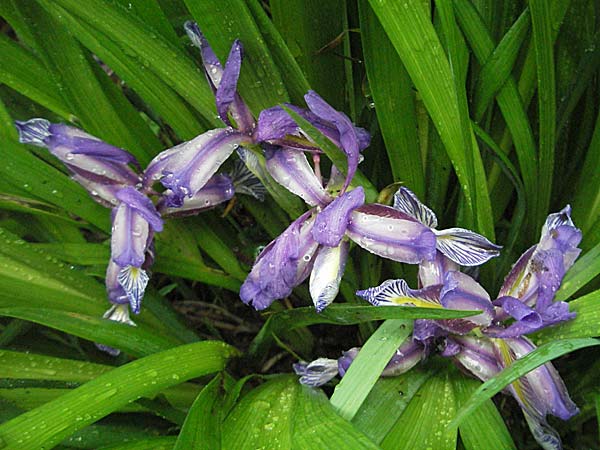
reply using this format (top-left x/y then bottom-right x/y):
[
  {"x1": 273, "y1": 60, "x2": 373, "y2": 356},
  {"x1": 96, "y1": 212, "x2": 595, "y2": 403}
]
[{"x1": 392, "y1": 186, "x2": 438, "y2": 228}]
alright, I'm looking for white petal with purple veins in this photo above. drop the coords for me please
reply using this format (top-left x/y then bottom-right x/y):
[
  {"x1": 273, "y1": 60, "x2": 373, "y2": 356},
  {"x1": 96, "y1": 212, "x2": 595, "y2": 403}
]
[{"x1": 393, "y1": 186, "x2": 438, "y2": 228}]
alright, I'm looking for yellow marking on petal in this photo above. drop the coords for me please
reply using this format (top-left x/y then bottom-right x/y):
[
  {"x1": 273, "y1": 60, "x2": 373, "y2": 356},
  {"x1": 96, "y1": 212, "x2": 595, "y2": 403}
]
[{"x1": 389, "y1": 296, "x2": 443, "y2": 308}]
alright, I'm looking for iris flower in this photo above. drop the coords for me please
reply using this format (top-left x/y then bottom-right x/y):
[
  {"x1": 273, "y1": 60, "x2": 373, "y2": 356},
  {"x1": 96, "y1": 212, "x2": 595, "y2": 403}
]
[{"x1": 353, "y1": 198, "x2": 582, "y2": 450}]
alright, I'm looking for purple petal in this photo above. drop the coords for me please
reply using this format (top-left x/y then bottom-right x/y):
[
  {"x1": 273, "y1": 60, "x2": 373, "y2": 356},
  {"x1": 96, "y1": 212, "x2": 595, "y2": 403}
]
[
  {"x1": 439, "y1": 271, "x2": 494, "y2": 330},
  {"x1": 392, "y1": 186, "x2": 438, "y2": 228},
  {"x1": 312, "y1": 187, "x2": 365, "y2": 247},
  {"x1": 15, "y1": 118, "x2": 51, "y2": 146},
  {"x1": 149, "y1": 128, "x2": 249, "y2": 204},
  {"x1": 294, "y1": 358, "x2": 339, "y2": 387},
  {"x1": 356, "y1": 278, "x2": 442, "y2": 307},
  {"x1": 418, "y1": 252, "x2": 459, "y2": 288},
  {"x1": 337, "y1": 347, "x2": 360, "y2": 377},
  {"x1": 254, "y1": 106, "x2": 300, "y2": 142},
  {"x1": 381, "y1": 339, "x2": 424, "y2": 377},
  {"x1": 413, "y1": 319, "x2": 445, "y2": 345},
  {"x1": 493, "y1": 337, "x2": 578, "y2": 449},
  {"x1": 110, "y1": 202, "x2": 150, "y2": 268},
  {"x1": 105, "y1": 261, "x2": 129, "y2": 305},
  {"x1": 265, "y1": 147, "x2": 331, "y2": 207},
  {"x1": 540, "y1": 205, "x2": 575, "y2": 238},
  {"x1": 346, "y1": 204, "x2": 437, "y2": 264},
  {"x1": 71, "y1": 175, "x2": 122, "y2": 208},
  {"x1": 116, "y1": 187, "x2": 163, "y2": 232},
  {"x1": 451, "y1": 335, "x2": 500, "y2": 382},
  {"x1": 117, "y1": 265, "x2": 149, "y2": 314},
  {"x1": 184, "y1": 21, "x2": 222, "y2": 90},
  {"x1": 490, "y1": 296, "x2": 543, "y2": 337},
  {"x1": 305, "y1": 90, "x2": 360, "y2": 189},
  {"x1": 240, "y1": 211, "x2": 319, "y2": 310},
  {"x1": 433, "y1": 228, "x2": 501, "y2": 266},
  {"x1": 159, "y1": 174, "x2": 234, "y2": 217},
  {"x1": 309, "y1": 240, "x2": 349, "y2": 312}
]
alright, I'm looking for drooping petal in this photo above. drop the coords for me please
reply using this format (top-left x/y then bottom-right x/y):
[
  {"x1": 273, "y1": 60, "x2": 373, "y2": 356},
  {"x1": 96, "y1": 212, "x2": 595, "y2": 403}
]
[
  {"x1": 418, "y1": 252, "x2": 459, "y2": 288},
  {"x1": 240, "y1": 211, "x2": 319, "y2": 310},
  {"x1": 450, "y1": 336, "x2": 500, "y2": 382},
  {"x1": 111, "y1": 202, "x2": 150, "y2": 268},
  {"x1": 439, "y1": 271, "x2": 494, "y2": 332},
  {"x1": 16, "y1": 119, "x2": 140, "y2": 187},
  {"x1": 493, "y1": 337, "x2": 578, "y2": 450},
  {"x1": 312, "y1": 187, "x2": 364, "y2": 247},
  {"x1": 433, "y1": 228, "x2": 501, "y2": 266},
  {"x1": 146, "y1": 128, "x2": 249, "y2": 206},
  {"x1": 309, "y1": 240, "x2": 349, "y2": 312},
  {"x1": 95, "y1": 304, "x2": 136, "y2": 356},
  {"x1": 346, "y1": 204, "x2": 437, "y2": 264},
  {"x1": 265, "y1": 147, "x2": 331, "y2": 207},
  {"x1": 71, "y1": 175, "x2": 123, "y2": 208},
  {"x1": 254, "y1": 106, "x2": 301, "y2": 142},
  {"x1": 115, "y1": 187, "x2": 163, "y2": 232},
  {"x1": 159, "y1": 174, "x2": 234, "y2": 217},
  {"x1": 304, "y1": 90, "x2": 361, "y2": 189},
  {"x1": 356, "y1": 278, "x2": 442, "y2": 307},
  {"x1": 293, "y1": 358, "x2": 339, "y2": 387},
  {"x1": 392, "y1": 186, "x2": 438, "y2": 228},
  {"x1": 105, "y1": 260, "x2": 129, "y2": 305}
]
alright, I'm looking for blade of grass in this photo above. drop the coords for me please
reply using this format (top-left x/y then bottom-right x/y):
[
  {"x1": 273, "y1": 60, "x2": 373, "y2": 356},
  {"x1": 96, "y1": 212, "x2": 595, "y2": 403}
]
[
  {"x1": 555, "y1": 242, "x2": 600, "y2": 301},
  {"x1": 358, "y1": 0, "x2": 424, "y2": 197},
  {"x1": 381, "y1": 371, "x2": 457, "y2": 450},
  {"x1": 450, "y1": 338, "x2": 600, "y2": 427},
  {"x1": 0, "y1": 341, "x2": 237, "y2": 450},
  {"x1": 330, "y1": 319, "x2": 412, "y2": 420}
]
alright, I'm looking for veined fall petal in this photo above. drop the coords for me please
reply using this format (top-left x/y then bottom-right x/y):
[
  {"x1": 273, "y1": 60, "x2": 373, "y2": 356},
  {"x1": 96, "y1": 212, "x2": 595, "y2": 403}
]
[
  {"x1": 393, "y1": 186, "x2": 438, "y2": 228},
  {"x1": 356, "y1": 278, "x2": 442, "y2": 308},
  {"x1": 346, "y1": 204, "x2": 437, "y2": 264},
  {"x1": 309, "y1": 240, "x2": 349, "y2": 312},
  {"x1": 293, "y1": 358, "x2": 339, "y2": 387},
  {"x1": 433, "y1": 228, "x2": 502, "y2": 266}
]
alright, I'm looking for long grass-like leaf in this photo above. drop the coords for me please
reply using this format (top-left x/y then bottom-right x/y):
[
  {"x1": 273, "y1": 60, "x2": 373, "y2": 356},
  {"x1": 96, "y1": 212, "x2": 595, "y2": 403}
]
[{"x1": 0, "y1": 341, "x2": 237, "y2": 450}]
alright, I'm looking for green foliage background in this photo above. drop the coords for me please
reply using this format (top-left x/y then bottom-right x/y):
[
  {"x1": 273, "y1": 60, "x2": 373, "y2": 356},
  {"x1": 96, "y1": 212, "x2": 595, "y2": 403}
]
[{"x1": 0, "y1": 0, "x2": 599, "y2": 448}]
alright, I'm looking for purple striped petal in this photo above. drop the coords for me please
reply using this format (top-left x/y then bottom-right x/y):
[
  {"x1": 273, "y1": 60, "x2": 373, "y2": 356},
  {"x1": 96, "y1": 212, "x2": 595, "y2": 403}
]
[
  {"x1": 117, "y1": 265, "x2": 149, "y2": 314},
  {"x1": 229, "y1": 159, "x2": 266, "y2": 201},
  {"x1": 541, "y1": 205, "x2": 575, "y2": 238},
  {"x1": 356, "y1": 278, "x2": 442, "y2": 307},
  {"x1": 146, "y1": 128, "x2": 249, "y2": 206},
  {"x1": 115, "y1": 187, "x2": 163, "y2": 232},
  {"x1": 240, "y1": 211, "x2": 319, "y2": 310},
  {"x1": 392, "y1": 186, "x2": 438, "y2": 228},
  {"x1": 265, "y1": 147, "x2": 331, "y2": 207},
  {"x1": 184, "y1": 21, "x2": 222, "y2": 90},
  {"x1": 493, "y1": 337, "x2": 578, "y2": 450},
  {"x1": 433, "y1": 228, "x2": 501, "y2": 266},
  {"x1": 305, "y1": 90, "x2": 361, "y2": 189},
  {"x1": 294, "y1": 358, "x2": 339, "y2": 387},
  {"x1": 439, "y1": 271, "x2": 494, "y2": 331},
  {"x1": 309, "y1": 240, "x2": 349, "y2": 312},
  {"x1": 346, "y1": 204, "x2": 437, "y2": 264},
  {"x1": 312, "y1": 187, "x2": 365, "y2": 247},
  {"x1": 159, "y1": 174, "x2": 234, "y2": 217}
]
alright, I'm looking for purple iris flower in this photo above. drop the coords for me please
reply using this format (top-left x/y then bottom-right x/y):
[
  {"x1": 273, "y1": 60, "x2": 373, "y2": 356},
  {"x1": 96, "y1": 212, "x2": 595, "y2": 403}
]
[{"x1": 355, "y1": 206, "x2": 582, "y2": 449}]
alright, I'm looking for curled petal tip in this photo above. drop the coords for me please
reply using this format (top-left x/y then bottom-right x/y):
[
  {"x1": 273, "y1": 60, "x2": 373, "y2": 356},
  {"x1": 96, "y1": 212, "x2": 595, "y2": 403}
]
[{"x1": 294, "y1": 358, "x2": 339, "y2": 387}]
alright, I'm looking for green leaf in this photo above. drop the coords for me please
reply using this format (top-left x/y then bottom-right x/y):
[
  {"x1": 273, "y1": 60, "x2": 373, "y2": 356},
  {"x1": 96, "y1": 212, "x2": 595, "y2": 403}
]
[
  {"x1": 330, "y1": 319, "x2": 412, "y2": 421},
  {"x1": 359, "y1": 0, "x2": 424, "y2": 197},
  {"x1": 452, "y1": 374, "x2": 516, "y2": 450},
  {"x1": 292, "y1": 383, "x2": 380, "y2": 449},
  {"x1": 47, "y1": 0, "x2": 219, "y2": 126},
  {"x1": 250, "y1": 304, "x2": 480, "y2": 356},
  {"x1": 530, "y1": 0, "x2": 557, "y2": 224},
  {"x1": 173, "y1": 375, "x2": 222, "y2": 450},
  {"x1": 381, "y1": 371, "x2": 457, "y2": 450},
  {"x1": 556, "y1": 242, "x2": 600, "y2": 301},
  {"x1": 222, "y1": 375, "x2": 378, "y2": 449},
  {"x1": 367, "y1": 0, "x2": 494, "y2": 237},
  {"x1": 99, "y1": 437, "x2": 177, "y2": 450},
  {"x1": 183, "y1": 0, "x2": 289, "y2": 114},
  {"x1": 351, "y1": 369, "x2": 433, "y2": 444},
  {"x1": 534, "y1": 290, "x2": 600, "y2": 343},
  {"x1": 0, "y1": 341, "x2": 237, "y2": 450},
  {"x1": 0, "y1": 308, "x2": 179, "y2": 358},
  {"x1": 450, "y1": 338, "x2": 600, "y2": 428}
]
